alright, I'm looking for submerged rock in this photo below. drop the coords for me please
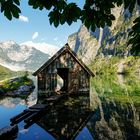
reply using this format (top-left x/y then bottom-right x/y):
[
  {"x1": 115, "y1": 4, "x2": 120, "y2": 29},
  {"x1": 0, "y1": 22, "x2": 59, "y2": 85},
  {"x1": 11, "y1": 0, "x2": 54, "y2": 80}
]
[{"x1": 0, "y1": 125, "x2": 18, "y2": 139}]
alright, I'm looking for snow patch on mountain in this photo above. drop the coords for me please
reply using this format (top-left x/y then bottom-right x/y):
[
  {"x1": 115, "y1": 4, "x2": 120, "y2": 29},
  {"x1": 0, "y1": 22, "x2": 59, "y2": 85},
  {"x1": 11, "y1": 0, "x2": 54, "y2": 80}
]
[
  {"x1": 0, "y1": 41, "x2": 59, "y2": 71},
  {"x1": 21, "y1": 41, "x2": 59, "y2": 56}
]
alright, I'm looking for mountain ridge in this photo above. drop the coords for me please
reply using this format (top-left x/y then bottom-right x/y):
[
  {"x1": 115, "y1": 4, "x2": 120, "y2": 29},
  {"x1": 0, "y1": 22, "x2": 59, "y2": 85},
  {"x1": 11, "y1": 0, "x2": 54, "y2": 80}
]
[
  {"x1": 0, "y1": 41, "x2": 58, "y2": 72},
  {"x1": 68, "y1": 5, "x2": 140, "y2": 64}
]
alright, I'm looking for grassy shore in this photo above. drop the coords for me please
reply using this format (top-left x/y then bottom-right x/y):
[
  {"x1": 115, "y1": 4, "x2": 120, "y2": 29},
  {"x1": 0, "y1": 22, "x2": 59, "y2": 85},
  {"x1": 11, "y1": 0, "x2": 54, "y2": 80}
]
[{"x1": 90, "y1": 56, "x2": 140, "y2": 75}]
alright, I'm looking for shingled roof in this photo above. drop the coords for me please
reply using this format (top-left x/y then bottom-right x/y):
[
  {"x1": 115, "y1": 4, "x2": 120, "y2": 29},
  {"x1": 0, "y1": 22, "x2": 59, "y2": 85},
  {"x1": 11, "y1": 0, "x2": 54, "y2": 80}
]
[{"x1": 33, "y1": 43, "x2": 94, "y2": 76}]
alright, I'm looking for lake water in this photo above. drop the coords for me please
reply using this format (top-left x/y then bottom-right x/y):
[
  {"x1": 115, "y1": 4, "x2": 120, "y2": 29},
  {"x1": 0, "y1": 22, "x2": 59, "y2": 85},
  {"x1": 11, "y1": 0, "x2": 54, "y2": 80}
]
[{"x1": 0, "y1": 75, "x2": 140, "y2": 140}]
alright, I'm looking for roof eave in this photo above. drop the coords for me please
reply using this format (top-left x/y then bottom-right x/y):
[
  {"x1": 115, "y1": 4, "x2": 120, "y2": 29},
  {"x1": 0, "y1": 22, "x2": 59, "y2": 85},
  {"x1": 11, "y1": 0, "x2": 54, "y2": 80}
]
[{"x1": 32, "y1": 43, "x2": 95, "y2": 77}]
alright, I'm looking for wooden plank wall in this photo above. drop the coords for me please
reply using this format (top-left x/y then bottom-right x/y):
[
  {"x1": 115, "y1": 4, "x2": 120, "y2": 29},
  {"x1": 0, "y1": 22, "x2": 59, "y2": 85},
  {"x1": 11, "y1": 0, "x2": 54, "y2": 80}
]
[{"x1": 37, "y1": 50, "x2": 90, "y2": 95}]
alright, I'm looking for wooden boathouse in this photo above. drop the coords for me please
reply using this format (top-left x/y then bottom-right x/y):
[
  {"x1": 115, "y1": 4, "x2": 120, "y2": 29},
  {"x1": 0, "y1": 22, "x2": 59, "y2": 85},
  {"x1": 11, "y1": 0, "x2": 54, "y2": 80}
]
[
  {"x1": 1, "y1": 44, "x2": 94, "y2": 139},
  {"x1": 33, "y1": 44, "x2": 94, "y2": 97},
  {"x1": 0, "y1": 44, "x2": 94, "y2": 139}
]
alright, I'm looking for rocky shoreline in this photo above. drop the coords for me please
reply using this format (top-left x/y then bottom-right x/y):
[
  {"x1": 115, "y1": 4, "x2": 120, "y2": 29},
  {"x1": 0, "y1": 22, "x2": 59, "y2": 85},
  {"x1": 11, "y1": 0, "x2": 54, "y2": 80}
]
[
  {"x1": 0, "y1": 76, "x2": 35, "y2": 97},
  {"x1": 0, "y1": 125, "x2": 18, "y2": 139}
]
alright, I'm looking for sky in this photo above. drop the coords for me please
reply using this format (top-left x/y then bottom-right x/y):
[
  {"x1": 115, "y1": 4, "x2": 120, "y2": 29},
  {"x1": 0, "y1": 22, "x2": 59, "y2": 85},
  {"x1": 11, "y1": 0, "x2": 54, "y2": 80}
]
[{"x1": 0, "y1": 0, "x2": 84, "y2": 48}]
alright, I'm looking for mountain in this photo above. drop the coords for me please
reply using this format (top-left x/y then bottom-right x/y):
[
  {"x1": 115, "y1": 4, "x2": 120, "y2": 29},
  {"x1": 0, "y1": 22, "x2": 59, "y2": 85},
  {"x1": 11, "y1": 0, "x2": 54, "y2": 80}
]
[
  {"x1": 0, "y1": 65, "x2": 15, "y2": 80},
  {"x1": 68, "y1": 25, "x2": 101, "y2": 64},
  {"x1": 21, "y1": 41, "x2": 59, "y2": 56},
  {"x1": 0, "y1": 64, "x2": 25, "y2": 81},
  {"x1": 0, "y1": 41, "x2": 58, "y2": 71},
  {"x1": 68, "y1": 6, "x2": 140, "y2": 64}
]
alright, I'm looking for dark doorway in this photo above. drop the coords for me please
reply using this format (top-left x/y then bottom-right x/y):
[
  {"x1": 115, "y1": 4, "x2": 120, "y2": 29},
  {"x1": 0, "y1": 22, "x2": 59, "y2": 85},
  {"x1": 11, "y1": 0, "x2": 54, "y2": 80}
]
[{"x1": 57, "y1": 68, "x2": 69, "y2": 92}]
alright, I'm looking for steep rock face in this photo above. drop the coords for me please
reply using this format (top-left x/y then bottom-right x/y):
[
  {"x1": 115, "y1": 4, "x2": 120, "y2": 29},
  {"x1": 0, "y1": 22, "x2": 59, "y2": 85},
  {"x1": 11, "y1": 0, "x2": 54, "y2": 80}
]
[
  {"x1": 0, "y1": 41, "x2": 52, "y2": 71},
  {"x1": 68, "y1": 25, "x2": 100, "y2": 64},
  {"x1": 68, "y1": 6, "x2": 140, "y2": 64}
]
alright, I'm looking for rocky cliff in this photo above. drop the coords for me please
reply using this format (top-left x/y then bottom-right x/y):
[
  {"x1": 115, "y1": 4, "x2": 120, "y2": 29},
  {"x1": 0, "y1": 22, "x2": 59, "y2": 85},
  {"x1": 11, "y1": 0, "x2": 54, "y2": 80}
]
[{"x1": 68, "y1": 5, "x2": 140, "y2": 64}]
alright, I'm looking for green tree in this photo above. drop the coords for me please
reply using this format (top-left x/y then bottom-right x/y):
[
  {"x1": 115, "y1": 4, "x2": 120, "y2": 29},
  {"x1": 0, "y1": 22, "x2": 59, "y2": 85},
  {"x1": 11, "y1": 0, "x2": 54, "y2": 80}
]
[{"x1": 0, "y1": 0, "x2": 140, "y2": 55}]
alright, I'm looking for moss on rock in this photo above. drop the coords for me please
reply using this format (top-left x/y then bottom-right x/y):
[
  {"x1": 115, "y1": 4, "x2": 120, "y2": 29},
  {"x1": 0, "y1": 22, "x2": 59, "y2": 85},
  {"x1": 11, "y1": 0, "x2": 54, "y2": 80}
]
[{"x1": 0, "y1": 76, "x2": 35, "y2": 97}]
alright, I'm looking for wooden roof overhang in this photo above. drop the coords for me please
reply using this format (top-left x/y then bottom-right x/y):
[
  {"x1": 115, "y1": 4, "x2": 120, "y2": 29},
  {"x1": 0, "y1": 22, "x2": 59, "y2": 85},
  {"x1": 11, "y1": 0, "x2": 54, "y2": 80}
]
[{"x1": 33, "y1": 44, "x2": 95, "y2": 77}]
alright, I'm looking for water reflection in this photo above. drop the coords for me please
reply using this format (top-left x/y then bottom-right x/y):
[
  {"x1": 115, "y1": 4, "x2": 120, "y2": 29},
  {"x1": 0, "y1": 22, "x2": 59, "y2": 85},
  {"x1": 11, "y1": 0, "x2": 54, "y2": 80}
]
[
  {"x1": 35, "y1": 96, "x2": 92, "y2": 140},
  {"x1": 89, "y1": 74, "x2": 140, "y2": 140},
  {"x1": 0, "y1": 75, "x2": 140, "y2": 140},
  {"x1": 87, "y1": 98, "x2": 140, "y2": 140},
  {"x1": 0, "y1": 76, "x2": 37, "y2": 108},
  {"x1": 0, "y1": 76, "x2": 37, "y2": 128}
]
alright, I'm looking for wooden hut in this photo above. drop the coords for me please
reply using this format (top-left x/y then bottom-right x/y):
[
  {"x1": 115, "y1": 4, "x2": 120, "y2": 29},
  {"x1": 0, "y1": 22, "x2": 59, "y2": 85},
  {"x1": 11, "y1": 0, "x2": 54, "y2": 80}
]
[{"x1": 33, "y1": 44, "x2": 94, "y2": 97}]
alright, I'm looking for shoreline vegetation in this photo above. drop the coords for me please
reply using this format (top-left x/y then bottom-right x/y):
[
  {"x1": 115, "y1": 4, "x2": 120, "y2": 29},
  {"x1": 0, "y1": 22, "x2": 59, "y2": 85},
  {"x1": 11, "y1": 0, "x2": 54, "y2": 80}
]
[
  {"x1": 91, "y1": 74, "x2": 140, "y2": 104},
  {"x1": 90, "y1": 56, "x2": 140, "y2": 76},
  {"x1": 0, "y1": 74, "x2": 35, "y2": 98},
  {"x1": 90, "y1": 56, "x2": 140, "y2": 105}
]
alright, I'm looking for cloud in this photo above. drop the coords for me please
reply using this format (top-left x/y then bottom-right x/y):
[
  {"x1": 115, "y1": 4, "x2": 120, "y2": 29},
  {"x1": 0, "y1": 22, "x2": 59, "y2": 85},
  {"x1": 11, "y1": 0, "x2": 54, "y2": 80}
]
[
  {"x1": 21, "y1": 41, "x2": 59, "y2": 56},
  {"x1": 19, "y1": 129, "x2": 29, "y2": 134},
  {"x1": 32, "y1": 32, "x2": 39, "y2": 40},
  {"x1": 19, "y1": 15, "x2": 29, "y2": 22}
]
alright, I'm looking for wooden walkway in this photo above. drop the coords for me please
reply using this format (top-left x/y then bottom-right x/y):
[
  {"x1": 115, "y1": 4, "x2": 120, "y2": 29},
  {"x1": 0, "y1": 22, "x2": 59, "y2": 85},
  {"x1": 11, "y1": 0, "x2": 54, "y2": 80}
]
[{"x1": 10, "y1": 94, "x2": 67, "y2": 127}]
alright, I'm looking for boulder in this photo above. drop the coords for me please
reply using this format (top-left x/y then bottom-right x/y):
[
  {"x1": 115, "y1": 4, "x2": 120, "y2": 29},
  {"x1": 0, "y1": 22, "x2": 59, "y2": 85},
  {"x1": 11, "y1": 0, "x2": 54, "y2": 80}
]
[
  {"x1": 18, "y1": 85, "x2": 31, "y2": 92},
  {"x1": 0, "y1": 125, "x2": 18, "y2": 139}
]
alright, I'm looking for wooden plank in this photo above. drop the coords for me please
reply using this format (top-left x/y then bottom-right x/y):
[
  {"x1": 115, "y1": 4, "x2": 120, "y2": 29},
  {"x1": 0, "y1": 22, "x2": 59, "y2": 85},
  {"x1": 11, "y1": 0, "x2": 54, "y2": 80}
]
[
  {"x1": 10, "y1": 104, "x2": 49, "y2": 125},
  {"x1": 24, "y1": 104, "x2": 51, "y2": 124},
  {"x1": 27, "y1": 109, "x2": 42, "y2": 112},
  {"x1": 24, "y1": 112, "x2": 39, "y2": 123},
  {"x1": 24, "y1": 120, "x2": 34, "y2": 129},
  {"x1": 10, "y1": 104, "x2": 45, "y2": 123},
  {"x1": 46, "y1": 94, "x2": 64, "y2": 102},
  {"x1": 24, "y1": 111, "x2": 47, "y2": 129},
  {"x1": 11, "y1": 111, "x2": 33, "y2": 124},
  {"x1": 10, "y1": 94, "x2": 67, "y2": 126},
  {"x1": 10, "y1": 110, "x2": 28, "y2": 122},
  {"x1": 29, "y1": 104, "x2": 48, "y2": 109}
]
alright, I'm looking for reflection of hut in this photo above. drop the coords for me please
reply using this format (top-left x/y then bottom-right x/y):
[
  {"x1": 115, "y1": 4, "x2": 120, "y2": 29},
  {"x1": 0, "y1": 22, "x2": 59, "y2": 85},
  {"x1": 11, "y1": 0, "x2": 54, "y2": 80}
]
[
  {"x1": 36, "y1": 97, "x2": 92, "y2": 139},
  {"x1": 33, "y1": 44, "x2": 94, "y2": 96}
]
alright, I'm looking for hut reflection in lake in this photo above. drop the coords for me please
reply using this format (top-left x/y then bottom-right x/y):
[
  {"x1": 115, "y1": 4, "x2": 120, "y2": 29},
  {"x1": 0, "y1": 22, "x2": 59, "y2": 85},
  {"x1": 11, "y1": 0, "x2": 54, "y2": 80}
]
[
  {"x1": 28, "y1": 95, "x2": 93, "y2": 140},
  {"x1": 23, "y1": 96, "x2": 92, "y2": 140}
]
